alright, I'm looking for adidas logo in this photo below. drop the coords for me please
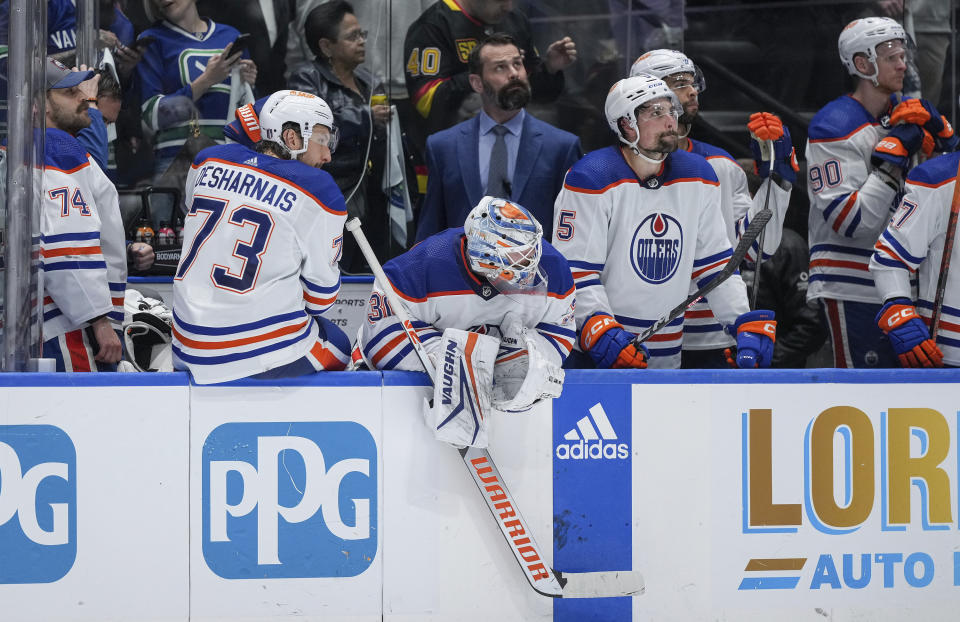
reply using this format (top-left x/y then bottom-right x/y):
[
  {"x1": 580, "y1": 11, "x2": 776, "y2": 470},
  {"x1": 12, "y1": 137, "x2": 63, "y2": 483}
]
[
  {"x1": 244, "y1": 156, "x2": 258, "y2": 166},
  {"x1": 555, "y1": 403, "x2": 629, "y2": 460}
]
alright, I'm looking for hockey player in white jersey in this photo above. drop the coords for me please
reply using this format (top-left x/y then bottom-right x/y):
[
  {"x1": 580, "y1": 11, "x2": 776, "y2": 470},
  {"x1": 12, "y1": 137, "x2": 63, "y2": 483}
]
[
  {"x1": 867, "y1": 152, "x2": 960, "y2": 367},
  {"x1": 356, "y1": 197, "x2": 575, "y2": 426},
  {"x1": 630, "y1": 49, "x2": 796, "y2": 368},
  {"x1": 553, "y1": 75, "x2": 777, "y2": 370},
  {"x1": 173, "y1": 90, "x2": 351, "y2": 383},
  {"x1": 807, "y1": 16, "x2": 958, "y2": 367},
  {"x1": 41, "y1": 58, "x2": 126, "y2": 371}
]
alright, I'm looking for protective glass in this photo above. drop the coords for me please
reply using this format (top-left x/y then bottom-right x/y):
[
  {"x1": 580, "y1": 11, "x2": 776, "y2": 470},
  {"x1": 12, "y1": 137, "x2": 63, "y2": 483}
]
[{"x1": 309, "y1": 125, "x2": 340, "y2": 152}]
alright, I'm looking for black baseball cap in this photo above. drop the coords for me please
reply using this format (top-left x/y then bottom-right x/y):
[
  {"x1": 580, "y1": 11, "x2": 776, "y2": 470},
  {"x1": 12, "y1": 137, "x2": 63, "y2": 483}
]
[{"x1": 46, "y1": 57, "x2": 94, "y2": 90}]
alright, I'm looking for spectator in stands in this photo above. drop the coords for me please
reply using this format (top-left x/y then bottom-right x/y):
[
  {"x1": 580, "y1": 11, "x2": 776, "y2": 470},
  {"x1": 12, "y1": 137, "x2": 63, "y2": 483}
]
[
  {"x1": 41, "y1": 58, "x2": 126, "y2": 371},
  {"x1": 197, "y1": 0, "x2": 294, "y2": 95},
  {"x1": 415, "y1": 33, "x2": 580, "y2": 244},
  {"x1": 288, "y1": 0, "x2": 390, "y2": 272},
  {"x1": 403, "y1": 0, "x2": 577, "y2": 152},
  {"x1": 137, "y1": 0, "x2": 257, "y2": 178}
]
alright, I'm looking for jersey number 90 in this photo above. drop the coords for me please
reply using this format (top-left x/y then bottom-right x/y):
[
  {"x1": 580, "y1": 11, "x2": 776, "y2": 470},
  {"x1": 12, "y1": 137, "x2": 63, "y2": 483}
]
[{"x1": 808, "y1": 160, "x2": 842, "y2": 194}]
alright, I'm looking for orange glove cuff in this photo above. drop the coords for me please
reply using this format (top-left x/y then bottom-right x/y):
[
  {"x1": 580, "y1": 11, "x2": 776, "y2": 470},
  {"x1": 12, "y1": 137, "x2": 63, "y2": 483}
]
[
  {"x1": 738, "y1": 320, "x2": 777, "y2": 342},
  {"x1": 580, "y1": 314, "x2": 621, "y2": 351},
  {"x1": 878, "y1": 303, "x2": 918, "y2": 333}
]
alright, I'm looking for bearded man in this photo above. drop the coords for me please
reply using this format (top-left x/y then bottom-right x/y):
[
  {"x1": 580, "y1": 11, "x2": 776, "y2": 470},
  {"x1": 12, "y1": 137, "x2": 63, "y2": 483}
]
[{"x1": 414, "y1": 33, "x2": 581, "y2": 243}]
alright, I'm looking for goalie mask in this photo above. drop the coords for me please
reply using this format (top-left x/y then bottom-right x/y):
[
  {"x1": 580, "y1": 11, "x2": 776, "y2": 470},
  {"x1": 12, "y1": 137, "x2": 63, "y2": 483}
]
[
  {"x1": 259, "y1": 89, "x2": 339, "y2": 157},
  {"x1": 838, "y1": 17, "x2": 906, "y2": 86},
  {"x1": 605, "y1": 75, "x2": 681, "y2": 159},
  {"x1": 464, "y1": 197, "x2": 545, "y2": 295},
  {"x1": 629, "y1": 49, "x2": 706, "y2": 94}
]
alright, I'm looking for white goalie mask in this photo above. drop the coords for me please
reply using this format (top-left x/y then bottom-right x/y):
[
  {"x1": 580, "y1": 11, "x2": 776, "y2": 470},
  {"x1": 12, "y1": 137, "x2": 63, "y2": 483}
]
[
  {"x1": 464, "y1": 197, "x2": 545, "y2": 295},
  {"x1": 259, "y1": 89, "x2": 339, "y2": 157},
  {"x1": 605, "y1": 75, "x2": 681, "y2": 157},
  {"x1": 838, "y1": 17, "x2": 906, "y2": 86},
  {"x1": 629, "y1": 49, "x2": 706, "y2": 94}
]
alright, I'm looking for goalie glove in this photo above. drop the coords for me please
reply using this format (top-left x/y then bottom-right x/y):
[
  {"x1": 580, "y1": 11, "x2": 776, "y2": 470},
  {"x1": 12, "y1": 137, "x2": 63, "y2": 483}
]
[
  {"x1": 122, "y1": 289, "x2": 173, "y2": 372},
  {"x1": 724, "y1": 310, "x2": 776, "y2": 368},
  {"x1": 580, "y1": 312, "x2": 648, "y2": 369},
  {"x1": 423, "y1": 328, "x2": 499, "y2": 448},
  {"x1": 876, "y1": 298, "x2": 943, "y2": 368},
  {"x1": 492, "y1": 313, "x2": 564, "y2": 413},
  {"x1": 872, "y1": 124, "x2": 931, "y2": 172},
  {"x1": 747, "y1": 112, "x2": 799, "y2": 185}
]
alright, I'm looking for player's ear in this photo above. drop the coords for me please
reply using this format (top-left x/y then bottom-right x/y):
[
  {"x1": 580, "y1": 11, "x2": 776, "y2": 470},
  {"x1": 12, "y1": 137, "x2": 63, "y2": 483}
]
[
  {"x1": 853, "y1": 53, "x2": 874, "y2": 76},
  {"x1": 282, "y1": 127, "x2": 302, "y2": 151},
  {"x1": 468, "y1": 72, "x2": 483, "y2": 94}
]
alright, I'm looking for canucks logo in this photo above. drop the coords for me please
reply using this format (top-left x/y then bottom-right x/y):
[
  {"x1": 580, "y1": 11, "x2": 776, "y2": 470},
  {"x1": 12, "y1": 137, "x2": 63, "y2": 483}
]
[
  {"x1": 630, "y1": 213, "x2": 682, "y2": 284},
  {"x1": 179, "y1": 49, "x2": 231, "y2": 95}
]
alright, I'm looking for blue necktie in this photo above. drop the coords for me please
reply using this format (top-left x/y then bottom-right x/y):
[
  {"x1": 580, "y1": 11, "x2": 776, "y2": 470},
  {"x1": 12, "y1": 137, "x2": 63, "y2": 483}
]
[{"x1": 486, "y1": 125, "x2": 510, "y2": 198}]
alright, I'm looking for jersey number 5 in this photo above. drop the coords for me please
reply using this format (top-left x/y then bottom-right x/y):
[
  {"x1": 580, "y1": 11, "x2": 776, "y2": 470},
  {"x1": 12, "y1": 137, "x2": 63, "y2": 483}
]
[
  {"x1": 556, "y1": 210, "x2": 576, "y2": 241},
  {"x1": 175, "y1": 195, "x2": 275, "y2": 293}
]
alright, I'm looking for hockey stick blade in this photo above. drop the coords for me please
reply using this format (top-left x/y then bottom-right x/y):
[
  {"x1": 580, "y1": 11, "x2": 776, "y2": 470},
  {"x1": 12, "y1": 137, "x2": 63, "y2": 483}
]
[
  {"x1": 635, "y1": 207, "x2": 773, "y2": 344},
  {"x1": 462, "y1": 446, "x2": 645, "y2": 598},
  {"x1": 556, "y1": 569, "x2": 646, "y2": 598}
]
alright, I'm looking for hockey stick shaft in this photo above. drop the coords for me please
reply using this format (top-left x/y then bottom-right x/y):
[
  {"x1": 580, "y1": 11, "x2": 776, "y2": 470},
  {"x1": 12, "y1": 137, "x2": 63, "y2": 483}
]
[
  {"x1": 345, "y1": 217, "x2": 643, "y2": 599},
  {"x1": 634, "y1": 206, "x2": 773, "y2": 345},
  {"x1": 750, "y1": 139, "x2": 775, "y2": 310},
  {"x1": 930, "y1": 156, "x2": 960, "y2": 337}
]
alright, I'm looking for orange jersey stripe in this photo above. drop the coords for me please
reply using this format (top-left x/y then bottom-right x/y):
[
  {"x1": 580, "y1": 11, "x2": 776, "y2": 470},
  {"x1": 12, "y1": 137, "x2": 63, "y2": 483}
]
[
  {"x1": 174, "y1": 319, "x2": 308, "y2": 350},
  {"x1": 40, "y1": 245, "x2": 102, "y2": 258}
]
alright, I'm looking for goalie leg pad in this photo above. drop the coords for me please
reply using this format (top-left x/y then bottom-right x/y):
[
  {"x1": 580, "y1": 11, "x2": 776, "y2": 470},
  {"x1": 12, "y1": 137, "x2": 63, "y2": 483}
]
[{"x1": 425, "y1": 328, "x2": 499, "y2": 448}]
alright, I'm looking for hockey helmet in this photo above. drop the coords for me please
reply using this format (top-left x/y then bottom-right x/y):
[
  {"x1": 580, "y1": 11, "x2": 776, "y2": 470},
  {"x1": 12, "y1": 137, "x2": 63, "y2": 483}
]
[
  {"x1": 629, "y1": 49, "x2": 706, "y2": 94},
  {"x1": 838, "y1": 17, "x2": 906, "y2": 84},
  {"x1": 259, "y1": 89, "x2": 339, "y2": 156},
  {"x1": 464, "y1": 197, "x2": 543, "y2": 290},
  {"x1": 605, "y1": 75, "x2": 681, "y2": 153}
]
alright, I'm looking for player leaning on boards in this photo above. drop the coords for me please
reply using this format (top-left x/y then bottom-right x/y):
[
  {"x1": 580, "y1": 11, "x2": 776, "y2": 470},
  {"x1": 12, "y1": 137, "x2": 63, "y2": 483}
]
[
  {"x1": 806, "y1": 16, "x2": 959, "y2": 368},
  {"x1": 629, "y1": 49, "x2": 797, "y2": 369},
  {"x1": 867, "y1": 149, "x2": 960, "y2": 368},
  {"x1": 172, "y1": 90, "x2": 351, "y2": 383},
  {"x1": 355, "y1": 197, "x2": 575, "y2": 447},
  {"x1": 552, "y1": 75, "x2": 777, "y2": 370}
]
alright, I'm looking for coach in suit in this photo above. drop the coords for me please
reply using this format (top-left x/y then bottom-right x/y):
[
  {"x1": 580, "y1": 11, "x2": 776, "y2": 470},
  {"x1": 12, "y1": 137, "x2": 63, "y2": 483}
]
[{"x1": 415, "y1": 33, "x2": 581, "y2": 243}]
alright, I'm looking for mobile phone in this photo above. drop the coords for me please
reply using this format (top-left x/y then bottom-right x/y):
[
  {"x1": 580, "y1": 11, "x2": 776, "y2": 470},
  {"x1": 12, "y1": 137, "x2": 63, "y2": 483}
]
[
  {"x1": 132, "y1": 35, "x2": 157, "y2": 51},
  {"x1": 230, "y1": 33, "x2": 252, "y2": 57}
]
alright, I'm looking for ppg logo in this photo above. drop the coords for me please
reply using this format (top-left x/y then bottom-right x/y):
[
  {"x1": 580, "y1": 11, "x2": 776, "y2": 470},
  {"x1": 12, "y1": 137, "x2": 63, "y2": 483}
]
[
  {"x1": 0, "y1": 425, "x2": 77, "y2": 584},
  {"x1": 202, "y1": 422, "x2": 377, "y2": 579}
]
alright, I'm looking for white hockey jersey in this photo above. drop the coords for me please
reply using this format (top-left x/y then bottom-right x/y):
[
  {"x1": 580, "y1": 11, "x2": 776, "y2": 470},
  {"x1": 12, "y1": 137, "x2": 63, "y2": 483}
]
[
  {"x1": 869, "y1": 151, "x2": 960, "y2": 365},
  {"x1": 682, "y1": 138, "x2": 790, "y2": 350},
  {"x1": 173, "y1": 144, "x2": 347, "y2": 384},
  {"x1": 552, "y1": 146, "x2": 750, "y2": 368},
  {"x1": 41, "y1": 128, "x2": 127, "y2": 339},
  {"x1": 357, "y1": 228, "x2": 576, "y2": 370},
  {"x1": 806, "y1": 95, "x2": 900, "y2": 304}
]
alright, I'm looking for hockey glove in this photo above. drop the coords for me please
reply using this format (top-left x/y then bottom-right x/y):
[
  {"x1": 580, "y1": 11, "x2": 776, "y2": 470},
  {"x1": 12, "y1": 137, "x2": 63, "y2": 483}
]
[
  {"x1": 890, "y1": 97, "x2": 955, "y2": 142},
  {"x1": 748, "y1": 112, "x2": 799, "y2": 185},
  {"x1": 581, "y1": 312, "x2": 648, "y2": 369},
  {"x1": 871, "y1": 124, "x2": 927, "y2": 172},
  {"x1": 875, "y1": 298, "x2": 943, "y2": 368},
  {"x1": 724, "y1": 310, "x2": 776, "y2": 368}
]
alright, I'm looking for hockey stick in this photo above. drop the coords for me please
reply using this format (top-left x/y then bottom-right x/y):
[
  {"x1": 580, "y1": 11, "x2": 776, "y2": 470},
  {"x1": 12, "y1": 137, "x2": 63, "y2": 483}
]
[
  {"x1": 750, "y1": 139, "x2": 775, "y2": 310},
  {"x1": 930, "y1": 155, "x2": 960, "y2": 337},
  {"x1": 634, "y1": 206, "x2": 773, "y2": 345},
  {"x1": 345, "y1": 218, "x2": 645, "y2": 599}
]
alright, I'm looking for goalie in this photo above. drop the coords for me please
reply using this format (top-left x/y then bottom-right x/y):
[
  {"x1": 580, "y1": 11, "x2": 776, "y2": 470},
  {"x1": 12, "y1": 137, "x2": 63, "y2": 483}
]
[{"x1": 355, "y1": 197, "x2": 576, "y2": 447}]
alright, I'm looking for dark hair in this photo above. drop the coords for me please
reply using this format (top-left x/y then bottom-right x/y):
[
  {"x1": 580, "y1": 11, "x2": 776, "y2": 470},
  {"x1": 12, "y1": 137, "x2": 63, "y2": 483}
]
[
  {"x1": 254, "y1": 121, "x2": 301, "y2": 159},
  {"x1": 304, "y1": 0, "x2": 355, "y2": 59},
  {"x1": 467, "y1": 33, "x2": 519, "y2": 76},
  {"x1": 98, "y1": 69, "x2": 121, "y2": 99}
]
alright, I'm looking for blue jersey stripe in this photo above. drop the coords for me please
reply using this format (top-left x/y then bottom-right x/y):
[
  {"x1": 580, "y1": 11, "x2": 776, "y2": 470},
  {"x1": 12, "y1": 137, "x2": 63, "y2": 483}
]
[
  {"x1": 568, "y1": 260, "x2": 604, "y2": 271},
  {"x1": 693, "y1": 248, "x2": 732, "y2": 267},
  {"x1": 881, "y1": 230, "x2": 926, "y2": 265},
  {"x1": 536, "y1": 322, "x2": 577, "y2": 339},
  {"x1": 300, "y1": 276, "x2": 341, "y2": 294},
  {"x1": 44, "y1": 260, "x2": 107, "y2": 271},
  {"x1": 808, "y1": 273, "x2": 875, "y2": 287},
  {"x1": 173, "y1": 325, "x2": 311, "y2": 365},
  {"x1": 42, "y1": 231, "x2": 100, "y2": 243},
  {"x1": 173, "y1": 308, "x2": 307, "y2": 336},
  {"x1": 810, "y1": 244, "x2": 874, "y2": 257}
]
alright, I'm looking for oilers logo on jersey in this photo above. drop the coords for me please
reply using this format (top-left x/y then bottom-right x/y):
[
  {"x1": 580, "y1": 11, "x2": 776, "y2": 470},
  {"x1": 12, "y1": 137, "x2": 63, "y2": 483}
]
[{"x1": 630, "y1": 212, "x2": 683, "y2": 284}]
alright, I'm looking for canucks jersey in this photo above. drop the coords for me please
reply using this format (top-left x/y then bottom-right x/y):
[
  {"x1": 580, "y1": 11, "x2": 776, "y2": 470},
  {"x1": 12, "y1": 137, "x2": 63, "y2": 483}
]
[
  {"x1": 138, "y1": 19, "x2": 246, "y2": 162},
  {"x1": 552, "y1": 146, "x2": 750, "y2": 368},
  {"x1": 682, "y1": 138, "x2": 791, "y2": 350},
  {"x1": 41, "y1": 128, "x2": 127, "y2": 338},
  {"x1": 870, "y1": 151, "x2": 960, "y2": 365},
  {"x1": 358, "y1": 228, "x2": 576, "y2": 370},
  {"x1": 172, "y1": 144, "x2": 347, "y2": 384},
  {"x1": 806, "y1": 95, "x2": 900, "y2": 304},
  {"x1": 404, "y1": 0, "x2": 562, "y2": 136}
]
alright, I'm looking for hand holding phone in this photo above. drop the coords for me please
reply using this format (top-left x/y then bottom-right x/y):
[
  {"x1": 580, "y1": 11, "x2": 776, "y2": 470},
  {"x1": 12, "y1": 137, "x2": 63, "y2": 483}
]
[
  {"x1": 230, "y1": 33, "x2": 252, "y2": 58},
  {"x1": 132, "y1": 35, "x2": 157, "y2": 51}
]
